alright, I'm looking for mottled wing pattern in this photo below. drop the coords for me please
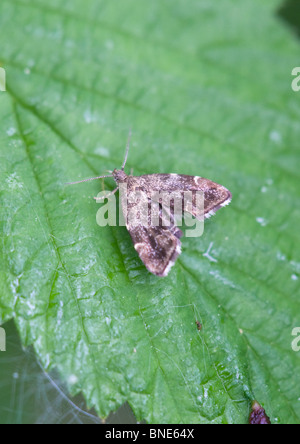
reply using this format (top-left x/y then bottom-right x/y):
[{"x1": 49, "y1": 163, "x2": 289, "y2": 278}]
[
  {"x1": 119, "y1": 173, "x2": 231, "y2": 276},
  {"x1": 127, "y1": 174, "x2": 232, "y2": 220},
  {"x1": 129, "y1": 224, "x2": 182, "y2": 277},
  {"x1": 119, "y1": 182, "x2": 182, "y2": 276}
]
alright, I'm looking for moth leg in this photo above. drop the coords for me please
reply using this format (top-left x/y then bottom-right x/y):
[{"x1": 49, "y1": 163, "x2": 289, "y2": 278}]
[
  {"x1": 94, "y1": 186, "x2": 119, "y2": 201},
  {"x1": 130, "y1": 168, "x2": 134, "y2": 176}
]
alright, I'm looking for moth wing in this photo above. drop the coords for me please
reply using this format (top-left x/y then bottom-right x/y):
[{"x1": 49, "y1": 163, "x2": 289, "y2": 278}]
[
  {"x1": 129, "y1": 224, "x2": 182, "y2": 277},
  {"x1": 121, "y1": 180, "x2": 183, "y2": 277},
  {"x1": 134, "y1": 174, "x2": 232, "y2": 220},
  {"x1": 122, "y1": 173, "x2": 231, "y2": 276},
  {"x1": 188, "y1": 176, "x2": 232, "y2": 220}
]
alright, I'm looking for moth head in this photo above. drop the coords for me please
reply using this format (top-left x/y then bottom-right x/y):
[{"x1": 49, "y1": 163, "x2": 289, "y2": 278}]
[{"x1": 112, "y1": 169, "x2": 127, "y2": 183}]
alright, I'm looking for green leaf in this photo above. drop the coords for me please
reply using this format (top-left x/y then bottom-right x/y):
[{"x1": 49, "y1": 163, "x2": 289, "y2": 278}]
[{"x1": 1, "y1": 0, "x2": 300, "y2": 424}]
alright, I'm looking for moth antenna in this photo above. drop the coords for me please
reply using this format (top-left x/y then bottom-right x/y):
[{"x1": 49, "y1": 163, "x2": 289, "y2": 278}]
[
  {"x1": 65, "y1": 174, "x2": 113, "y2": 186},
  {"x1": 121, "y1": 129, "x2": 132, "y2": 171}
]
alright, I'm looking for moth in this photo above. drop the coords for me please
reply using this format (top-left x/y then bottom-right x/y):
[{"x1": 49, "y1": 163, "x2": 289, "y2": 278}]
[{"x1": 67, "y1": 132, "x2": 232, "y2": 277}]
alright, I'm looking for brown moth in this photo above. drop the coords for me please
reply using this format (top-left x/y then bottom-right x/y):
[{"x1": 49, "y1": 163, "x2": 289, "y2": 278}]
[{"x1": 67, "y1": 132, "x2": 232, "y2": 277}]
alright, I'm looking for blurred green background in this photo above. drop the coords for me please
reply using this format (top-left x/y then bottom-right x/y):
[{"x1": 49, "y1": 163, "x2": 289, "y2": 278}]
[
  {"x1": 1, "y1": 0, "x2": 300, "y2": 424},
  {"x1": 0, "y1": 320, "x2": 137, "y2": 424}
]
